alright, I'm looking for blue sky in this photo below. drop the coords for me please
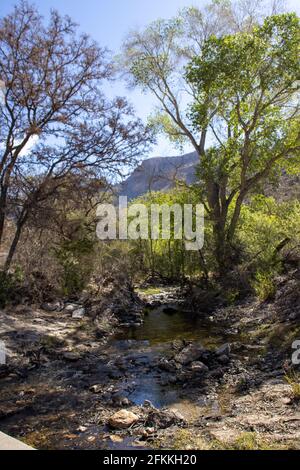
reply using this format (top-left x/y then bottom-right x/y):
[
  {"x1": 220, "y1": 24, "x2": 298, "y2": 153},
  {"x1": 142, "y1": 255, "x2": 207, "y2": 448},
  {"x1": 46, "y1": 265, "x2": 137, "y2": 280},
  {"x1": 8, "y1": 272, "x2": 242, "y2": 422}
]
[{"x1": 1, "y1": 0, "x2": 299, "y2": 158}]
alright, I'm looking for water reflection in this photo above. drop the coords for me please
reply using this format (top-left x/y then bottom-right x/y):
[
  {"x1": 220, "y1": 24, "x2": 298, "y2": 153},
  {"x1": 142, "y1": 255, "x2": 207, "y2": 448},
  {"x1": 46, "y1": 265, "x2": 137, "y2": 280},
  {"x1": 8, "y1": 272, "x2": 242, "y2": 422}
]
[{"x1": 115, "y1": 305, "x2": 224, "y2": 348}]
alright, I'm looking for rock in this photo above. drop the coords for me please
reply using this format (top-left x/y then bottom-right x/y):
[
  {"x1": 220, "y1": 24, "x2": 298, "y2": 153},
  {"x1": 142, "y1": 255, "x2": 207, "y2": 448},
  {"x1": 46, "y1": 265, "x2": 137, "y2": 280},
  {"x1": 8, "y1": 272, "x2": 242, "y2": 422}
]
[
  {"x1": 288, "y1": 311, "x2": 300, "y2": 321},
  {"x1": 176, "y1": 343, "x2": 205, "y2": 365},
  {"x1": 208, "y1": 368, "x2": 224, "y2": 379},
  {"x1": 108, "y1": 410, "x2": 139, "y2": 429},
  {"x1": 209, "y1": 429, "x2": 240, "y2": 444},
  {"x1": 109, "y1": 435, "x2": 123, "y2": 443},
  {"x1": 64, "y1": 303, "x2": 80, "y2": 313},
  {"x1": 41, "y1": 301, "x2": 62, "y2": 312},
  {"x1": 216, "y1": 343, "x2": 231, "y2": 357},
  {"x1": 14, "y1": 305, "x2": 33, "y2": 315},
  {"x1": 189, "y1": 361, "x2": 209, "y2": 373},
  {"x1": 145, "y1": 427, "x2": 155, "y2": 435},
  {"x1": 72, "y1": 308, "x2": 85, "y2": 319},
  {"x1": 218, "y1": 354, "x2": 230, "y2": 365},
  {"x1": 145, "y1": 408, "x2": 185, "y2": 429},
  {"x1": 109, "y1": 369, "x2": 123, "y2": 379},
  {"x1": 158, "y1": 358, "x2": 177, "y2": 372},
  {"x1": 167, "y1": 408, "x2": 185, "y2": 421},
  {"x1": 111, "y1": 393, "x2": 131, "y2": 407},
  {"x1": 64, "y1": 433, "x2": 78, "y2": 440},
  {"x1": 89, "y1": 384, "x2": 102, "y2": 393},
  {"x1": 121, "y1": 397, "x2": 131, "y2": 407},
  {"x1": 143, "y1": 400, "x2": 155, "y2": 408},
  {"x1": 171, "y1": 339, "x2": 185, "y2": 351},
  {"x1": 77, "y1": 425, "x2": 87, "y2": 432},
  {"x1": 132, "y1": 440, "x2": 146, "y2": 447},
  {"x1": 63, "y1": 352, "x2": 81, "y2": 362}
]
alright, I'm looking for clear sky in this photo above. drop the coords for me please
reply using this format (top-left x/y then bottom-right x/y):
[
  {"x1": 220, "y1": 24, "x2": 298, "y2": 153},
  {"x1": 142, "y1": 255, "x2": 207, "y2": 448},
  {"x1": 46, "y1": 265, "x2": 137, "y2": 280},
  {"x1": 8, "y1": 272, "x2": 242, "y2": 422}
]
[{"x1": 1, "y1": 0, "x2": 299, "y2": 158}]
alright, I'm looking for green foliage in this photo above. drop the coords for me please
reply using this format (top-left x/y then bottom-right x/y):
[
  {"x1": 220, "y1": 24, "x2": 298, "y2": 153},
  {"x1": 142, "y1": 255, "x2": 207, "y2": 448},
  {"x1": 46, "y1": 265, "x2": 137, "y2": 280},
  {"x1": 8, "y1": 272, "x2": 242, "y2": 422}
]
[
  {"x1": 187, "y1": 13, "x2": 300, "y2": 182},
  {"x1": 239, "y1": 196, "x2": 300, "y2": 268},
  {"x1": 128, "y1": 188, "x2": 204, "y2": 280},
  {"x1": 285, "y1": 370, "x2": 300, "y2": 400},
  {"x1": 186, "y1": 13, "x2": 300, "y2": 269},
  {"x1": 227, "y1": 432, "x2": 271, "y2": 451},
  {"x1": 55, "y1": 238, "x2": 95, "y2": 296},
  {"x1": 136, "y1": 287, "x2": 162, "y2": 295},
  {"x1": 237, "y1": 195, "x2": 300, "y2": 297},
  {"x1": 252, "y1": 271, "x2": 276, "y2": 301}
]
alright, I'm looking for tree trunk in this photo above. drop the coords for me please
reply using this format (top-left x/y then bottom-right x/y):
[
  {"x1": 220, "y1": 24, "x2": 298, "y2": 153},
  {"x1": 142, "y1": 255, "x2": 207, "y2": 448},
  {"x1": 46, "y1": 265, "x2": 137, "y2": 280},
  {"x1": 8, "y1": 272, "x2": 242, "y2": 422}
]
[
  {"x1": 227, "y1": 190, "x2": 246, "y2": 245},
  {"x1": 4, "y1": 212, "x2": 28, "y2": 272},
  {"x1": 213, "y1": 220, "x2": 227, "y2": 275},
  {"x1": 0, "y1": 186, "x2": 8, "y2": 247}
]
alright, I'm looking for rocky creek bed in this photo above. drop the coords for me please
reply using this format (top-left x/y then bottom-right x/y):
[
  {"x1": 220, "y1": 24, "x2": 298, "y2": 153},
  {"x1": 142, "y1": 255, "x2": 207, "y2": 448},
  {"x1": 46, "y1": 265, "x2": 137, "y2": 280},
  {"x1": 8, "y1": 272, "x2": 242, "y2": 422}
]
[{"x1": 0, "y1": 272, "x2": 300, "y2": 450}]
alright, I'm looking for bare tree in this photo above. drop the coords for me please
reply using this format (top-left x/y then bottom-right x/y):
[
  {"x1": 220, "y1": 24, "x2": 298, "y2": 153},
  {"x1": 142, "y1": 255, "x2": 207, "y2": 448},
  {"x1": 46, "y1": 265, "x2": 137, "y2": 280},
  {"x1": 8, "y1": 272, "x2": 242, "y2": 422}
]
[{"x1": 0, "y1": 2, "x2": 151, "y2": 269}]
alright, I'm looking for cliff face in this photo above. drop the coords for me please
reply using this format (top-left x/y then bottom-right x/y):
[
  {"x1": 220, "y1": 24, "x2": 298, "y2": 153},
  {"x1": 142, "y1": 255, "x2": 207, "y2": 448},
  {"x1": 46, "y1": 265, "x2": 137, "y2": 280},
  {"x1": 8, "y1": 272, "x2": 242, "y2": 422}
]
[
  {"x1": 118, "y1": 151, "x2": 299, "y2": 202},
  {"x1": 118, "y1": 152, "x2": 199, "y2": 199}
]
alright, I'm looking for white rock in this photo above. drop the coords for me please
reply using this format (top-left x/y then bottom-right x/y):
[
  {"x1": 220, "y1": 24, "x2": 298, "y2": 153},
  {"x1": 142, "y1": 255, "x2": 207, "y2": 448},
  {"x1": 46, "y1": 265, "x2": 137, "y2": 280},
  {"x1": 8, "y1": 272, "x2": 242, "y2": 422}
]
[
  {"x1": 72, "y1": 308, "x2": 85, "y2": 319},
  {"x1": 65, "y1": 304, "x2": 80, "y2": 312}
]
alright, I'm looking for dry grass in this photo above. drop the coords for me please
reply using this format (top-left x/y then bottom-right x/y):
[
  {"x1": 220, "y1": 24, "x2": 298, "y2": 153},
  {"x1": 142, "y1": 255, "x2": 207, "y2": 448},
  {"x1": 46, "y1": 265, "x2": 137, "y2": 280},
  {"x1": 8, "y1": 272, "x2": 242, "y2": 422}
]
[{"x1": 285, "y1": 370, "x2": 300, "y2": 400}]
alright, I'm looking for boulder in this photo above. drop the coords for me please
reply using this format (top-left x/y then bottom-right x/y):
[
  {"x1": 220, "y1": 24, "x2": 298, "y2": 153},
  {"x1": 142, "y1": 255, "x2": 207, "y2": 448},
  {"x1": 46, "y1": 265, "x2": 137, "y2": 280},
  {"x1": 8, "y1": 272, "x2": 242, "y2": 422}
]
[
  {"x1": 175, "y1": 343, "x2": 205, "y2": 365},
  {"x1": 63, "y1": 352, "x2": 81, "y2": 362},
  {"x1": 89, "y1": 384, "x2": 102, "y2": 393},
  {"x1": 288, "y1": 311, "x2": 300, "y2": 321},
  {"x1": 189, "y1": 361, "x2": 209, "y2": 373},
  {"x1": 216, "y1": 343, "x2": 231, "y2": 357},
  {"x1": 171, "y1": 339, "x2": 185, "y2": 351},
  {"x1": 64, "y1": 303, "x2": 80, "y2": 313},
  {"x1": 218, "y1": 354, "x2": 230, "y2": 365},
  {"x1": 108, "y1": 410, "x2": 139, "y2": 429},
  {"x1": 158, "y1": 358, "x2": 178, "y2": 372},
  {"x1": 109, "y1": 435, "x2": 123, "y2": 443},
  {"x1": 72, "y1": 308, "x2": 85, "y2": 319},
  {"x1": 145, "y1": 408, "x2": 186, "y2": 429},
  {"x1": 41, "y1": 301, "x2": 62, "y2": 312},
  {"x1": 77, "y1": 425, "x2": 87, "y2": 432}
]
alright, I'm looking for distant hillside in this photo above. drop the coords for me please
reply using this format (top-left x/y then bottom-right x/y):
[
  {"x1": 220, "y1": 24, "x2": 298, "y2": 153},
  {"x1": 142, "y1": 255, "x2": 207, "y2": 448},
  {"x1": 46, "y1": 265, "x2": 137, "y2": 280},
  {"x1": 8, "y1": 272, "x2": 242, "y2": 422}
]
[
  {"x1": 117, "y1": 151, "x2": 299, "y2": 202},
  {"x1": 118, "y1": 151, "x2": 199, "y2": 199}
]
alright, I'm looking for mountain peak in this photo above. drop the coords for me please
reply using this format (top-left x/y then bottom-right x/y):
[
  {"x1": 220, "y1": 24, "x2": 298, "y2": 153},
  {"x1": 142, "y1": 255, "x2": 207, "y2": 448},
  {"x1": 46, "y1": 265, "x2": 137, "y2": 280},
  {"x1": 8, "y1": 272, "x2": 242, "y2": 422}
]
[{"x1": 119, "y1": 151, "x2": 199, "y2": 199}]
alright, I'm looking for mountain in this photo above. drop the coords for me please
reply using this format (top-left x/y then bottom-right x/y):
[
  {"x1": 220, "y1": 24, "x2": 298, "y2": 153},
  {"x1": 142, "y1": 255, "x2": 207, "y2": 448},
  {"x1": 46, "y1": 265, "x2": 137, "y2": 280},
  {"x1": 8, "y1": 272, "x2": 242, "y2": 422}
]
[
  {"x1": 117, "y1": 151, "x2": 300, "y2": 202},
  {"x1": 118, "y1": 151, "x2": 199, "y2": 199}
]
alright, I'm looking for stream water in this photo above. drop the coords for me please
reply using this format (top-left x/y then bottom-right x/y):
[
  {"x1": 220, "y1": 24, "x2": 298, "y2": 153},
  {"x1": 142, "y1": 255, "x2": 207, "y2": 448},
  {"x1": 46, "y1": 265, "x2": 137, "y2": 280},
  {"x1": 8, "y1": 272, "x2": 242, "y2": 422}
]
[
  {"x1": 109, "y1": 304, "x2": 233, "y2": 409},
  {"x1": 104, "y1": 303, "x2": 237, "y2": 449}
]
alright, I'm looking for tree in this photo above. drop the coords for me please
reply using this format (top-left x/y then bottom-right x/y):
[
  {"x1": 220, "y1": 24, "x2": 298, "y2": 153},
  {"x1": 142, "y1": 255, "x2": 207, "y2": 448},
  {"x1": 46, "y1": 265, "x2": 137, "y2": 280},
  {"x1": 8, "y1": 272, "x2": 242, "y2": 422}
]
[
  {"x1": 186, "y1": 13, "x2": 299, "y2": 271},
  {"x1": 122, "y1": 2, "x2": 298, "y2": 273},
  {"x1": 0, "y1": 2, "x2": 151, "y2": 270},
  {"x1": 122, "y1": 0, "x2": 285, "y2": 155}
]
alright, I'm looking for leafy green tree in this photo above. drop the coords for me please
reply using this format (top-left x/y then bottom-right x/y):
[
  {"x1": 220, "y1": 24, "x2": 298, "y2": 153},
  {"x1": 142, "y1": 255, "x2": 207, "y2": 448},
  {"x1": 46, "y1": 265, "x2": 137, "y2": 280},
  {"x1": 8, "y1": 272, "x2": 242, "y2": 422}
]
[
  {"x1": 186, "y1": 13, "x2": 299, "y2": 271},
  {"x1": 122, "y1": 1, "x2": 292, "y2": 274}
]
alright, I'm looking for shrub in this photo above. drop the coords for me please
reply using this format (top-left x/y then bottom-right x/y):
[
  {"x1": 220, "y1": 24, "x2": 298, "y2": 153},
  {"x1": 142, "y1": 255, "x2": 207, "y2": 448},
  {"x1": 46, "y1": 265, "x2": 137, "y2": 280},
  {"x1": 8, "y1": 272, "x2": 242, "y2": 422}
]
[
  {"x1": 285, "y1": 370, "x2": 300, "y2": 400},
  {"x1": 252, "y1": 271, "x2": 276, "y2": 301},
  {"x1": 0, "y1": 268, "x2": 24, "y2": 307},
  {"x1": 54, "y1": 238, "x2": 95, "y2": 296}
]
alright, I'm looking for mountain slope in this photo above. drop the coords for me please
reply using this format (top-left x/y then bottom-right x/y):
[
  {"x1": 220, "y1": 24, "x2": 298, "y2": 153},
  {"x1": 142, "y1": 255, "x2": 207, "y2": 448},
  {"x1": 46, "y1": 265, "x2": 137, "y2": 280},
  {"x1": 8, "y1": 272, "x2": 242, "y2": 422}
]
[
  {"x1": 118, "y1": 152, "x2": 199, "y2": 199},
  {"x1": 118, "y1": 151, "x2": 299, "y2": 202}
]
